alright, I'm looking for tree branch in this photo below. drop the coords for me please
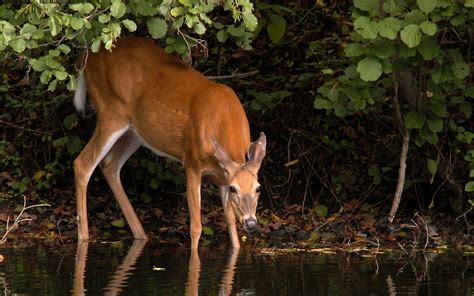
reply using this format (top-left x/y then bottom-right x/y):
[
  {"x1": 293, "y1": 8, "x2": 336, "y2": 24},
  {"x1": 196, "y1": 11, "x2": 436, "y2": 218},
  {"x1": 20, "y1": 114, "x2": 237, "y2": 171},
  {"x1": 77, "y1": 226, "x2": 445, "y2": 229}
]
[
  {"x1": 388, "y1": 75, "x2": 410, "y2": 223},
  {"x1": 207, "y1": 70, "x2": 259, "y2": 80}
]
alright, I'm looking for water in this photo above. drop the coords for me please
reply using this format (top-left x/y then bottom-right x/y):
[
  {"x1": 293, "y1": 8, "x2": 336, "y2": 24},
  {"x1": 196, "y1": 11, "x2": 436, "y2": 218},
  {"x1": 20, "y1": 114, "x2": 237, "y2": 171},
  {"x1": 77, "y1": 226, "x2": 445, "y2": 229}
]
[{"x1": 0, "y1": 241, "x2": 472, "y2": 295}]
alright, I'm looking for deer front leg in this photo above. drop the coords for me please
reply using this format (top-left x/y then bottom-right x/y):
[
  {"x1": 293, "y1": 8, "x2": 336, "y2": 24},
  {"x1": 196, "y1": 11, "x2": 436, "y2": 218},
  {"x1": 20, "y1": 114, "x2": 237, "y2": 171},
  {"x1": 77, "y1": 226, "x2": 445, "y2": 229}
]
[
  {"x1": 186, "y1": 169, "x2": 202, "y2": 249},
  {"x1": 220, "y1": 186, "x2": 240, "y2": 249}
]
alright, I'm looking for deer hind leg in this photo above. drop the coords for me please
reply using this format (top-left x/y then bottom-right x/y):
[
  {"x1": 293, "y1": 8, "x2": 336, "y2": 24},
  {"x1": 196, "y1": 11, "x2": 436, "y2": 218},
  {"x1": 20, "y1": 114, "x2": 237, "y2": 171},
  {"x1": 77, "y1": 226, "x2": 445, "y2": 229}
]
[
  {"x1": 185, "y1": 168, "x2": 203, "y2": 249},
  {"x1": 99, "y1": 131, "x2": 148, "y2": 240},
  {"x1": 74, "y1": 122, "x2": 129, "y2": 241},
  {"x1": 220, "y1": 186, "x2": 240, "y2": 249}
]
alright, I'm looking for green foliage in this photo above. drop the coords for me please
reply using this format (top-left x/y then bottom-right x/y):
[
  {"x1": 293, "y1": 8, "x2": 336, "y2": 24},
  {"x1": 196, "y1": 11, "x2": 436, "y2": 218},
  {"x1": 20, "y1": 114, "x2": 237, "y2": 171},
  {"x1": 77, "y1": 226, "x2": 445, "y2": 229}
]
[
  {"x1": 315, "y1": 0, "x2": 473, "y2": 198},
  {"x1": 0, "y1": 0, "x2": 258, "y2": 91}
]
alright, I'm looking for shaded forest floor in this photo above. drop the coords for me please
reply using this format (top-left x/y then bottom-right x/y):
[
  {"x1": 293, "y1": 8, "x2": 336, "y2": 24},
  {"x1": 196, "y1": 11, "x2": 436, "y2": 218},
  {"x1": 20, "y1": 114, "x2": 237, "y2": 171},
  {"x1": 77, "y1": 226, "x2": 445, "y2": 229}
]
[{"x1": 1, "y1": 187, "x2": 472, "y2": 254}]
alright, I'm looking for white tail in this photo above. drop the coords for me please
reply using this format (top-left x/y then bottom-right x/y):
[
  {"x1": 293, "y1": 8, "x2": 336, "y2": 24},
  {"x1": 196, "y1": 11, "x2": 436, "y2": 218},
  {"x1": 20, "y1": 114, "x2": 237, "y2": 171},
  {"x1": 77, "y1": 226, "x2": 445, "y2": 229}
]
[
  {"x1": 73, "y1": 74, "x2": 87, "y2": 112},
  {"x1": 73, "y1": 36, "x2": 266, "y2": 249}
]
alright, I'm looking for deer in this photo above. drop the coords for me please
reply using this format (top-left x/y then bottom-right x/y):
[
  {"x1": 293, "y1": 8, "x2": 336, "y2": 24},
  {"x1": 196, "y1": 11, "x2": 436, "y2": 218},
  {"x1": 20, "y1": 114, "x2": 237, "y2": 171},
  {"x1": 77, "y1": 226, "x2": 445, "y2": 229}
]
[{"x1": 73, "y1": 36, "x2": 266, "y2": 249}]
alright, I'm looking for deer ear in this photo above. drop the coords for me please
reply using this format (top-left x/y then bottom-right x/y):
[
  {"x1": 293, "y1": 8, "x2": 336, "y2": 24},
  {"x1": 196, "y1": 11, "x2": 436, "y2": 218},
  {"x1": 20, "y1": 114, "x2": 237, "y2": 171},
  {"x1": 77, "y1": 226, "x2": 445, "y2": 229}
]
[
  {"x1": 211, "y1": 137, "x2": 239, "y2": 178},
  {"x1": 246, "y1": 132, "x2": 266, "y2": 173}
]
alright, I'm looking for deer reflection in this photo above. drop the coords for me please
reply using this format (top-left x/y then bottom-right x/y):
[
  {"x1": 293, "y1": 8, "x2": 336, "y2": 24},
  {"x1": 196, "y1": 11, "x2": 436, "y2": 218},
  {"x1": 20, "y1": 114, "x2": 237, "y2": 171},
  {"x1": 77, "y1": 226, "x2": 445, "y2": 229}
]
[
  {"x1": 185, "y1": 249, "x2": 240, "y2": 296},
  {"x1": 72, "y1": 240, "x2": 147, "y2": 296}
]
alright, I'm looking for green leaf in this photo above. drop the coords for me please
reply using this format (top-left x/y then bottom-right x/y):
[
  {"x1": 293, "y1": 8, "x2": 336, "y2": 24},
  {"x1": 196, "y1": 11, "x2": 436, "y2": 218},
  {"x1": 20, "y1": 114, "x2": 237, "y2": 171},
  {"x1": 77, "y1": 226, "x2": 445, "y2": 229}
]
[
  {"x1": 70, "y1": 17, "x2": 84, "y2": 30},
  {"x1": 450, "y1": 15, "x2": 465, "y2": 26},
  {"x1": 91, "y1": 38, "x2": 101, "y2": 52},
  {"x1": 70, "y1": 3, "x2": 94, "y2": 14},
  {"x1": 420, "y1": 125, "x2": 438, "y2": 144},
  {"x1": 227, "y1": 25, "x2": 245, "y2": 37},
  {"x1": 202, "y1": 226, "x2": 214, "y2": 236},
  {"x1": 20, "y1": 23, "x2": 37, "y2": 36},
  {"x1": 267, "y1": 13, "x2": 286, "y2": 44},
  {"x1": 170, "y1": 7, "x2": 186, "y2": 17},
  {"x1": 57, "y1": 44, "x2": 71, "y2": 54},
  {"x1": 357, "y1": 57, "x2": 382, "y2": 82},
  {"x1": 377, "y1": 17, "x2": 402, "y2": 40},
  {"x1": 354, "y1": 0, "x2": 379, "y2": 15},
  {"x1": 400, "y1": 24, "x2": 421, "y2": 48},
  {"x1": 48, "y1": 15, "x2": 62, "y2": 36},
  {"x1": 451, "y1": 61, "x2": 469, "y2": 79},
  {"x1": 147, "y1": 18, "x2": 167, "y2": 39},
  {"x1": 404, "y1": 112, "x2": 425, "y2": 129},
  {"x1": 427, "y1": 118, "x2": 443, "y2": 132},
  {"x1": 110, "y1": 1, "x2": 126, "y2": 18},
  {"x1": 465, "y1": 86, "x2": 474, "y2": 98},
  {"x1": 67, "y1": 76, "x2": 77, "y2": 90},
  {"x1": 466, "y1": 0, "x2": 474, "y2": 7},
  {"x1": 465, "y1": 181, "x2": 474, "y2": 192},
  {"x1": 427, "y1": 158, "x2": 438, "y2": 175},
  {"x1": 417, "y1": 0, "x2": 436, "y2": 13},
  {"x1": 242, "y1": 11, "x2": 258, "y2": 31},
  {"x1": 150, "y1": 178, "x2": 160, "y2": 189},
  {"x1": 55, "y1": 71, "x2": 68, "y2": 81},
  {"x1": 460, "y1": 102, "x2": 472, "y2": 119},
  {"x1": 345, "y1": 43, "x2": 366, "y2": 57},
  {"x1": 383, "y1": 0, "x2": 407, "y2": 14},
  {"x1": 122, "y1": 19, "x2": 137, "y2": 32},
  {"x1": 354, "y1": 16, "x2": 378, "y2": 39},
  {"x1": 314, "y1": 97, "x2": 333, "y2": 109},
  {"x1": 111, "y1": 219, "x2": 126, "y2": 228},
  {"x1": 193, "y1": 21, "x2": 206, "y2": 35},
  {"x1": 48, "y1": 79, "x2": 58, "y2": 92},
  {"x1": 418, "y1": 36, "x2": 440, "y2": 60},
  {"x1": 314, "y1": 204, "x2": 328, "y2": 217},
  {"x1": 420, "y1": 21, "x2": 437, "y2": 36},
  {"x1": 98, "y1": 14, "x2": 111, "y2": 23},
  {"x1": 405, "y1": 9, "x2": 426, "y2": 24},
  {"x1": 30, "y1": 59, "x2": 46, "y2": 71},
  {"x1": 63, "y1": 113, "x2": 78, "y2": 130},
  {"x1": 372, "y1": 43, "x2": 394, "y2": 58},
  {"x1": 40, "y1": 70, "x2": 52, "y2": 84},
  {"x1": 217, "y1": 29, "x2": 228, "y2": 42},
  {"x1": 10, "y1": 39, "x2": 26, "y2": 53}
]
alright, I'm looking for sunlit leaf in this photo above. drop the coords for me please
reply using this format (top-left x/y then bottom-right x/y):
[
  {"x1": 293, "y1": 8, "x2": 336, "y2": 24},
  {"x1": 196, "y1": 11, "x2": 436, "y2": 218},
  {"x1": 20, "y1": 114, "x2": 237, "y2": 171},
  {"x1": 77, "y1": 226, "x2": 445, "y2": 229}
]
[
  {"x1": 147, "y1": 17, "x2": 167, "y2": 39},
  {"x1": 357, "y1": 57, "x2": 382, "y2": 81},
  {"x1": 354, "y1": 16, "x2": 378, "y2": 39},
  {"x1": 122, "y1": 19, "x2": 137, "y2": 32},
  {"x1": 400, "y1": 24, "x2": 421, "y2": 48}
]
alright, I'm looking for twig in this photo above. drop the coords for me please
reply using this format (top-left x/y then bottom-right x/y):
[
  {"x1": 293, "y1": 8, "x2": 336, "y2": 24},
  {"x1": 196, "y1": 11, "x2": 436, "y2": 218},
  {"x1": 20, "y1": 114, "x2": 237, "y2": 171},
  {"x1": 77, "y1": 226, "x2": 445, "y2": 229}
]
[
  {"x1": 455, "y1": 206, "x2": 473, "y2": 221},
  {"x1": 388, "y1": 75, "x2": 410, "y2": 223},
  {"x1": 415, "y1": 213, "x2": 430, "y2": 249},
  {"x1": 0, "y1": 119, "x2": 52, "y2": 136},
  {"x1": 207, "y1": 70, "x2": 259, "y2": 80},
  {"x1": 0, "y1": 196, "x2": 50, "y2": 244}
]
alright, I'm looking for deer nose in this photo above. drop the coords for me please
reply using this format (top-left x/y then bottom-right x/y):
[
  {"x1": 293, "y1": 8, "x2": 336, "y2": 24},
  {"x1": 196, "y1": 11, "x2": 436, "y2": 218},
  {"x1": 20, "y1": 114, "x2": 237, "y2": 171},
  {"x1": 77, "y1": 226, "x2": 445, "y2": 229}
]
[{"x1": 244, "y1": 218, "x2": 257, "y2": 232}]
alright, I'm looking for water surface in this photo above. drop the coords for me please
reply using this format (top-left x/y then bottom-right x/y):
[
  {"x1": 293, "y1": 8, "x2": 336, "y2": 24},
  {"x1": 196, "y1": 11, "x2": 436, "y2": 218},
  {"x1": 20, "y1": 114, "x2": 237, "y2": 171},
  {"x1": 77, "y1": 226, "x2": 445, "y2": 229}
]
[{"x1": 0, "y1": 241, "x2": 472, "y2": 295}]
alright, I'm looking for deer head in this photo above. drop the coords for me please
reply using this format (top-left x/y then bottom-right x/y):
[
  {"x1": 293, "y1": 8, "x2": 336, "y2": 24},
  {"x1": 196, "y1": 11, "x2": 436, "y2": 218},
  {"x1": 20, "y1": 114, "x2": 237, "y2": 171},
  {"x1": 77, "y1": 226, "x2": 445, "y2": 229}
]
[{"x1": 212, "y1": 132, "x2": 266, "y2": 232}]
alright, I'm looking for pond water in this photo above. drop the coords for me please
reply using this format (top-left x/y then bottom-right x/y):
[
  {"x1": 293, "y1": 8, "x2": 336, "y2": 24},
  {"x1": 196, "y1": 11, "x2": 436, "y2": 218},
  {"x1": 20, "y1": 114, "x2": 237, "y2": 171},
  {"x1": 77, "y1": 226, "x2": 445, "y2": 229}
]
[{"x1": 0, "y1": 241, "x2": 472, "y2": 295}]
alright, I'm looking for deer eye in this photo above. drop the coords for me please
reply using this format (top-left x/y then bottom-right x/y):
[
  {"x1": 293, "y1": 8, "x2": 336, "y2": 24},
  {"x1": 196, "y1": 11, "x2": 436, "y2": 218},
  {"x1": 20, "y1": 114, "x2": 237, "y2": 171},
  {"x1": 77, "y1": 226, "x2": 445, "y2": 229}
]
[
  {"x1": 229, "y1": 186, "x2": 237, "y2": 194},
  {"x1": 255, "y1": 186, "x2": 261, "y2": 194}
]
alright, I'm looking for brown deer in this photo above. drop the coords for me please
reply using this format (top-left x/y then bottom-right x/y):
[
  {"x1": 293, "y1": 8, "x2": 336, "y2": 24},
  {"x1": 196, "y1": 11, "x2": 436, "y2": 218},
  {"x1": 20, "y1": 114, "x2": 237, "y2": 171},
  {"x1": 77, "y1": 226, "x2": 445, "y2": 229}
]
[{"x1": 73, "y1": 36, "x2": 266, "y2": 249}]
